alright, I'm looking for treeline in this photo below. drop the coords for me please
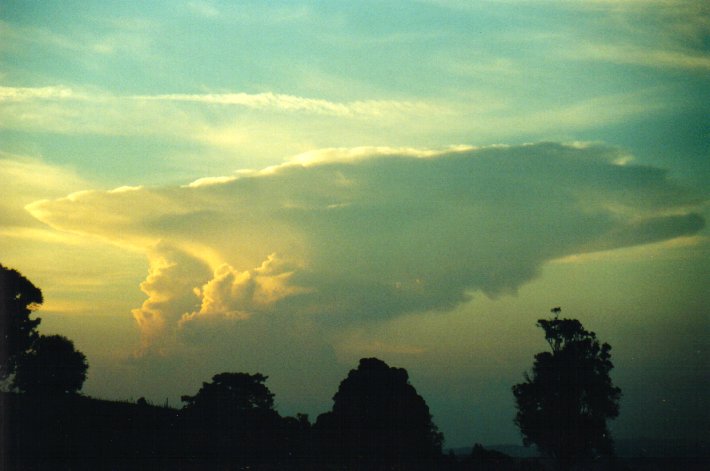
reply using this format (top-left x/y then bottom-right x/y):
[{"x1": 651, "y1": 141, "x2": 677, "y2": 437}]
[
  {"x1": 2, "y1": 264, "x2": 628, "y2": 470},
  {"x1": 3, "y1": 359, "x2": 541, "y2": 471}
]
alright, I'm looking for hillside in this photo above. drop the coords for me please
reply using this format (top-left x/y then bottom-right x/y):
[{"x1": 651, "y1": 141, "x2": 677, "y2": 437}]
[
  {"x1": 3, "y1": 392, "x2": 708, "y2": 470},
  {"x1": 1, "y1": 392, "x2": 180, "y2": 470}
]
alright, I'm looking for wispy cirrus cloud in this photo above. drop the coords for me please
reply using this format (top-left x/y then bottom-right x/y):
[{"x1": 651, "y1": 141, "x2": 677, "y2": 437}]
[
  {"x1": 0, "y1": 85, "x2": 81, "y2": 101},
  {"x1": 132, "y1": 92, "x2": 441, "y2": 118},
  {"x1": 186, "y1": 1, "x2": 220, "y2": 18},
  {"x1": 580, "y1": 43, "x2": 710, "y2": 71},
  {"x1": 0, "y1": 83, "x2": 678, "y2": 155},
  {"x1": 431, "y1": 0, "x2": 710, "y2": 73},
  {"x1": 558, "y1": 0, "x2": 710, "y2": 71},
  {"x1": 0, "y1": 17, "x2": 156, "y2": 60},
  {"x1": 0, "y1": 85, "x2": 442, "y2": 137}
]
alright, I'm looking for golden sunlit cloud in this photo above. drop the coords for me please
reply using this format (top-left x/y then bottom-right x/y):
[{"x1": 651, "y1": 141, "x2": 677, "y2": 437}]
[{"x1": 25, "y1": 143, "x2": 705, "y2": 353}]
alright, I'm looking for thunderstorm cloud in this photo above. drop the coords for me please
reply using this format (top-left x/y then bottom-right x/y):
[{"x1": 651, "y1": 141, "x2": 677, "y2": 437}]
[{"x1": 27, "y1": 143, "x2": 705, "y2": 351}]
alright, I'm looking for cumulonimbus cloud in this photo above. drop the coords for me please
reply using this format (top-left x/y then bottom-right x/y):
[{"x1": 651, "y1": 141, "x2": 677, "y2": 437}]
[{"x1": 26, "y1": 143, "x2": 705, "y2": 351}]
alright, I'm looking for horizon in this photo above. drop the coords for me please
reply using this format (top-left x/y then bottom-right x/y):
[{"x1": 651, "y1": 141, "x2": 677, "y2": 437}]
[{"x1": 1, "y1": 0, "x2": 708, "y2": 449}]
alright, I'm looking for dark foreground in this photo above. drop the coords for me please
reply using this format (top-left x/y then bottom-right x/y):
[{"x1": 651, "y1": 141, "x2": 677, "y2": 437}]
[{"x1": 1, "y1": 393, "x2": 707, "y2": 471}]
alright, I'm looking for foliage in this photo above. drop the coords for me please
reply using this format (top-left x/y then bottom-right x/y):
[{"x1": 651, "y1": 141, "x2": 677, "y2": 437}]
[
  {"x1": 316, "y1": 357, "x2": 443, "y2": 468},
  {"x1": 0, "y1": 264, "x2": 43, "y2": 380},
  {"x1": 179, "y1": 372, "x2": 283, "y2": 464},
  {"x1": 13, "y1": 334, "x2": 89, "y2": 395},
  {"x1": 181, "y1": 372, "x2": 275, "y2": 413},
  {"x1": 512, "y1": 314, "x2": 622, "y2": 467}
]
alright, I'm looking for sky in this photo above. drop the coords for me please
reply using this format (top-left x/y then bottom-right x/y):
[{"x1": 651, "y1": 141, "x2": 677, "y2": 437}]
[{"x1": 1, "y1": 0, "x2": 708, "y2": 448}]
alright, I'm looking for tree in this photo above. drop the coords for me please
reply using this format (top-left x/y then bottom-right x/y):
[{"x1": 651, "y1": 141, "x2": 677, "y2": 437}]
[
  {"x1": 315, "y1": 357, "x2": 443, "y2": 469},
  {"x1": 13, "y1": 334, "x2": 88, "y2": 395},
  {"x1": 180, "y1": 372, "x2": 281, "y2": 464},
  {"x1": 512, "y1": 311, "x2": 621, "y2": 469},
  {"x1": 1, "y1": 264, "x2": 43, "y2": 380},
  {"x1": 181, "y1": 372, "x2": 275, "y2": 413}
]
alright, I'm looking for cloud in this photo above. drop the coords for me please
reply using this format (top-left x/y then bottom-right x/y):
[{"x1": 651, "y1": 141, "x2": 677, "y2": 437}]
[
  {"x1": 580, "y1": 43, "x2": 710, "y2": 71},
  {"x1": 129, "y1": 243, "x2": 210, "y2": 352},
  {"x1": 180, "y1": 254, "x2": 310, "y2": 324},
  {"x1": 0, "y1": 17, "x2": 156, "y2": 61},
  {"x1": 491, "y1": 88, "x2": 673, "y2": 136},
  {"x1": 433, "y1": 0, "x2": 709, "y2": 73},
  {"x1": 186, "y1": 1, "x2": 220, "y2": 18},
  {"x1": 0, "y1": 86, "x2": 176, "y2": 137},
  {"x1": 558, "y1": 0, "x2": 710, "y2": 71},
  {"x1": 0, "y1": 152, "x2": 87, "y2": 228},
  {"x1": 0, "y1": 86, "x2": 445, "y2": 157},
  {"x1": 26, "y1": 143, "x2": 705, "y2": 350},
  {"x1": 0, "y1": 84, "x2": 677, "y2": 161},
  {"x1": 0, "y1": 85, "x2": 80, "y2": 101},
  {"x1": 135, "y1": 92, "x2": 440, "y2": 118}
]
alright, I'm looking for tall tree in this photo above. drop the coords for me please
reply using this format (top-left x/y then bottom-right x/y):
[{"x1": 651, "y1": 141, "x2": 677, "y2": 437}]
[
  {"x1": 180, "y1": 372, "x2": 281, "y2": 464},
  {"x1": 316, "y1": 357, "x2": 443, "y2": 470},
  {"x1": 13, "y1": 334, "x2": 88, "y2": 395},
  {"x1": 512, "y1": 310, "x2": 621, "y2": 469},
  {"x1": 0, "y1": 264, "x2": 42, "y2": 381}
]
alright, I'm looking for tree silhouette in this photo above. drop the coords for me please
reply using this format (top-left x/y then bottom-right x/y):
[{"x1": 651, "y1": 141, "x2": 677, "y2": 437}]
[
  {"x1": 316, "y1": 357, "x2": 443, "y2": 469},
  {"x1": 512, "y1": 311, "x2": 621, "y2": 469},
  {"x1": 180, "y1": 372, "x2": 282, "y2": 465},
  {"x1": 181, "y1": 372, "x2": 275, "y2": 413},
  {"x1": 13, "y1": 334, "x2": 88, "y2": 395},
  {"x1": 0, "y1": 264, "x2": 43, "y2": 381}
]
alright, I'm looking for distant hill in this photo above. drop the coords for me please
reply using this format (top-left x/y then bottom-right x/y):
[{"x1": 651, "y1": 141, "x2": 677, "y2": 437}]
[
  {"x1": 448, "y1": 437, "x2": 710, "y2": 459},
  {"x1": 614, "y1": 437, "x2": 710, "y2": 459},
  {"x1": 447, "y1": 444, "x2": 539, "y2": 458}
]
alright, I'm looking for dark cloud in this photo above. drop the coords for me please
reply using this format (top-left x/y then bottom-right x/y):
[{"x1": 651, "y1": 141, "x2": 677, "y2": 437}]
[{"x1": 27, "y1": 143, "x2": 705, "y2": 348}]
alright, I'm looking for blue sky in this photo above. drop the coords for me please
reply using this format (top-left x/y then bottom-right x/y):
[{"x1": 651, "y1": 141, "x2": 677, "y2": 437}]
[{"x1": 1, "y1": 0, "x2": 708, "y2": 447}]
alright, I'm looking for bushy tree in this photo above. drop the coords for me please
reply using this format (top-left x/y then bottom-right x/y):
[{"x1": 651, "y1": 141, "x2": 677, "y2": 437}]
[
  {"x1": 181, "y1": 372, "x2": 275, "y2": 413},
  {"x1": 1, "y1": 264, "x2": 43, "y2": 380},
  {"x1": 13, "y1": 334, "x2": 88, "y2": 395},
  {"x1": 512, "y1": 312, "x2": 621, "y2": 469},
  {"x1": 180, "y1": 372, "x2": 281, "y2": 464},
  {"x1": 316, "y1": 357, "x2": 443, "y2": 469}
]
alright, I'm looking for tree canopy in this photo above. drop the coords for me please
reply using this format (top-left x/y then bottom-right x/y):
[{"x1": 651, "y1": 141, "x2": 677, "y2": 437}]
[
  {"x1": 1, "y1": 264, "x2": 43, "y2": 380},
  {"x1": 179, "y1": 372, "x2": 283, "y2": 463},
  {"x1": 512, "y1": 313, "x2": 622, "y2": 468},
  {"x1": 13, "y1": 334, "x2": 89, "y2": 395},
  {"x1": 1, "y1": 264, "x2": 88, "y2": 396},
  {"x1": 181, "y1": 372, "x2": 275, "y2": 414},
  {"x1": 316, "y1": 357, "x2": 443, "y2": 469}
]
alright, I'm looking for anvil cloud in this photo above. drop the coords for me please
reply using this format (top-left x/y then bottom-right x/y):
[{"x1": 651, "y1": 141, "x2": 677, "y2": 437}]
[{"x1": 27, "y1": 143, "x2": 704, "y2": 352}]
